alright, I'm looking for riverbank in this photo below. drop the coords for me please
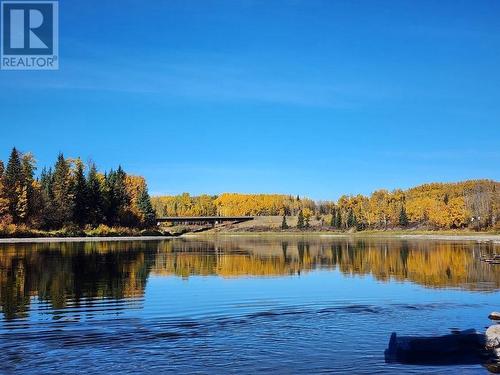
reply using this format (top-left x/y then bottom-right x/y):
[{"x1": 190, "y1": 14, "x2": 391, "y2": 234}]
[
  {"x1": 0, "y1": 224, "x2": 184, "y2": 240},
  {"x1": 1, "y1": 224, "x2": 499, "y2": 244},
  {"x1": 0, "y1": 236, "x2": 173, "y2": 243},
  {"x1": 1, "y1": 232, "x2": 499, "y2": 244},
  {"x1": 185, "y1": 231, "x2": 500, "y2": 243}
]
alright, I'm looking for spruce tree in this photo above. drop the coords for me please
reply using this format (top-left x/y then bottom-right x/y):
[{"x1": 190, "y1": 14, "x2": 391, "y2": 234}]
[
  {"x1": 52, "y1": 153, "x2": 74, "y2": 226},
  {"x1": 399, "y1": 205, "x2": 409, "y2": 227},
  {"x1": 297, "y1": 209, "x2": 305, "y2": 229},
  {"x1": 137, "y1": 186, "x2": 156, "y2": 227},
  {"x1": 334, "y1": 210, "x2": 342, "y2": 229},
  {"x1": 104, "y1": 166, "x2": 130, "y2": 226},
  {"x1": 4, "y1": 148, "x2": 24, "y2": 222},
  {"x1": 347, "y1": 209, "x2": 357, "y2": 229},
  {"x1": 72, "y1": 160, "x2": 88, "y2": 226},
  {"x1": 281, "y1": 215, "x2": 289, "y2": 229},
  {"x1": 87, "y1": 163, "x2": 104, "y2": 226},
  {"x1": 39, "y1": 167, "x2": 55, "y2": 228},
  {"x1": 0, "y1": 161, "x2": 8, "y2": 218}
]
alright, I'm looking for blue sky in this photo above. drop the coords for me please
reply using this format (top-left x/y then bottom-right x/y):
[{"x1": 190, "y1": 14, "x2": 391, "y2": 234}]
[{"x1": 0, "y1": 0, "x2": 499, "y2": 199}]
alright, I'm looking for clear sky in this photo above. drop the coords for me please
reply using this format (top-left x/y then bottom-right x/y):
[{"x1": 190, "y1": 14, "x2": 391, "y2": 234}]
[{"x1": 0, "y1": 0, "x2": 499, "y2": 200}]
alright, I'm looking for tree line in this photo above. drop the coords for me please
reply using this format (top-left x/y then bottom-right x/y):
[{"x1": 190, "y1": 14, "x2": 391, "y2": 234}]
[
  {"x1": 0, "y1": 148, "x2": 156, "y2": 231},
  {"x1": 151, "y1": 193, "x2": 316, "y2": 217},
  {"x1": 152, "y1": 180, "x2": 499, "y2": 231},
  {"x1": 1, "y1": 147, "x2": 497, "y2": 233}
]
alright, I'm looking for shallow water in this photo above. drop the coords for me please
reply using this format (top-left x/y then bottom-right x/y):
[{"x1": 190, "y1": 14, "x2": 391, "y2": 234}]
[{"x1": 0, "y1": 237, "x2": 499, "y2": 374}]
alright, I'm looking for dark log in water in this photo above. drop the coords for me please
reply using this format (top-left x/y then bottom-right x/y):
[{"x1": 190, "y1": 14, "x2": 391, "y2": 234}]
[{"x1": 384, "y1": 330, "x2": 496, "y2": 366}]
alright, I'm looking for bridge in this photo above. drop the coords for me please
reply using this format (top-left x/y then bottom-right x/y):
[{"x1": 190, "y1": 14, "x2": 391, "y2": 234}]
[{"x1": 156, "y1": 216, "x2": 254, "y2": 226}]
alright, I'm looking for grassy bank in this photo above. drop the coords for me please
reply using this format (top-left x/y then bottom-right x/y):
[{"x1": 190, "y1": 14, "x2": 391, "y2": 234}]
[
  {"x1": 185, "y1": 228, "x2": 500, "y2": 242},
  {"x1": 0, "y1": 224, "x2": 174, "y2": 239},
  {"x1": 1, "y1": 222, "x2": 498, "y2": 241}
]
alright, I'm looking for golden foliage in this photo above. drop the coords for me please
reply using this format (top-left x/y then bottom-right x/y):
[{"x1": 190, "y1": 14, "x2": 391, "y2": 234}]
[
  {"x1": 1, "y1": 238, "x2": 498, "y2": 319},
  {"x1": 151, "y1": 180, "x2": 498, "y2": 230}
]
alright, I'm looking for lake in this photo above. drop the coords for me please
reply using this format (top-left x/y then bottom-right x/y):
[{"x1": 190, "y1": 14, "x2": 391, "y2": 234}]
[{"x1": 0, "y1": 236, "x2": 499, "y2": 374}]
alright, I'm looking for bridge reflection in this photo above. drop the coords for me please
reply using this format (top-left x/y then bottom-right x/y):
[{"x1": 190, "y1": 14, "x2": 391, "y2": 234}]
[{"x1": 0, "y1": 238, "x2": 498, "y2": 320}]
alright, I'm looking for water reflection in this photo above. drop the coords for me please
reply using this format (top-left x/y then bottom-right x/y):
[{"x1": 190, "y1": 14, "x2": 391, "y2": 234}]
[{"x1": 0, "y1": 238, "x2": 498, "y2": 320}]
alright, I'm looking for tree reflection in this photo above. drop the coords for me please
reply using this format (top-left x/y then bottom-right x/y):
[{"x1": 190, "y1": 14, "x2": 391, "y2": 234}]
[{"x1": 0, "y1": 238, "x2": 498, "y2": 320}]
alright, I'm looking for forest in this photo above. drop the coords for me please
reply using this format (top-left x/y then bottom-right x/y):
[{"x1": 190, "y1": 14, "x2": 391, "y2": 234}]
[
  {"x1": 0, "y1": 148, "x2": 156, "y2": 236},
  {"x1": 152, "y1": 180, "x2": 499, "y2": 231},
  {"x1": 0, "y1": 147, "x2": 498, "y2": 236}
]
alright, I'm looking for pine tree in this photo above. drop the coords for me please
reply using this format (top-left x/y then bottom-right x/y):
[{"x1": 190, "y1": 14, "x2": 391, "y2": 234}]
[
  {"x1": 52, "y1": 153, "x2": 74, "y2": 226},
  {"x1": 281, "y1": 215, "x2": 289, "y2": 229},
  {"x1": 72, "y1": 160, "x2": 88, "y2": 226},
  {"x1": 0, "y1": 161, "x2": 9, "y2": 219},
  {"x1": 87, "y1": 163, "x2": 104, "y2": 226},
  {"x1": 334, "y1": 210, "x2": 342, "y2": 229},
  {"x1": 104, "y1": 166, "x2": 130, "y2": 226},
  {"x1": 4, "y1": 148, "x2": 24, "y2": 223},
  {"x1": 137, "y1": 186, "x2": 156, "y2": 227},
  {"x1": 39, "y1": 167, "x2": 55, "y2": 228},
  {"x1": 297, "y1": 209, "x2": 304, "y2": 229},
  {"x1": 399, "y1": 205, "x2": 409, "y2": 227},
  {"x1": 347, "y1": 209, "x2": 357, "y2": 229}
]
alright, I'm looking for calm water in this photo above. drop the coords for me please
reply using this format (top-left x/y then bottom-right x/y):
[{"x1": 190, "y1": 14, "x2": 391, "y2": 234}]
[{"x1": 0, "y1": 237, "x2": 499, "y2": 374}]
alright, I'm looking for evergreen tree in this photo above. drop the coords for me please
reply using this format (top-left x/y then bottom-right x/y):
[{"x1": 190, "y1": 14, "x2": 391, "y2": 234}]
[
  {"x1": 104, "y1": 166, "x2": 130, "y2": 226},
  {"x1": 137, "y1": 186, "x2": 156, "y2": 227},
  {"x1": 399, "y1": 205, "x2": 409, "y2": 227},
  {"x1": 72, "y1": 160, "x2": 88, "y2": 226},
  {"x1": 281, "y1": 215, "x2": 289, "y2": 229},
  {"x1": 0, "y1": 162, "x2": 9, "y2": 219},
  {"x1": 4, "y1": 148, "x2": 24, "y2": 223},
  {"x1": 87, "y1": 163, "x2": 104, "y2": 226},
  {"x1": 52, "y1": 153, "x2": 74, "y2": 226},
  {"x1": 347, "y1": 209, "x2": 357, "y2": 229},
  {"x1": 334, "y1": 210, "x2": 342, "y2": 229},
  {"x1": 297, "y1": 209, "x2": 305, "y2": 229},
  {"x1": 39, "y1": 167, "x2": 55, "y2": 228}
]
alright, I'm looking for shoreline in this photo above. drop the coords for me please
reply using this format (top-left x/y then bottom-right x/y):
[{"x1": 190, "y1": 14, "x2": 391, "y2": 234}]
[
  {"x1": 1, "y1": 232, "x2": 498, "y2": 244},
  {"x1": 0, "y1": 236, "x2": 173, "y2": 244},
  {"x1": 185, "y1": 231, "x2": 500, "y2": 242}
]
